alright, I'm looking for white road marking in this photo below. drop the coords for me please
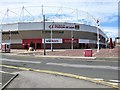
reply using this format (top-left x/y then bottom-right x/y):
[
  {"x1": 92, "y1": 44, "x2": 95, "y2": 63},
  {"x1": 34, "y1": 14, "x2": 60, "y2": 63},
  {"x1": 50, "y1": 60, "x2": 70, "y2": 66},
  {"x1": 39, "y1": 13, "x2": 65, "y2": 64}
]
[
  {"x1": 46, "y1": 62, "x2": 120, "y2": 70},
  {"x1": 109, "y1": 83, "x2": 118, "y2": 85},
  {"x1": 109, "y1": 80, "x2": 120, "y2": 83},
  {"x1": 0, "y1": 83, "x2": 2, "y2": 85},
  {"x1": 0, "y1": 70, "x2": 14, "y2": 75},
  {"x1": 1, "y1": 58, "x2": 41, "y2": 64},
  {"x1": 93, "y1": 78, "x2": 104, "y2": 81}
]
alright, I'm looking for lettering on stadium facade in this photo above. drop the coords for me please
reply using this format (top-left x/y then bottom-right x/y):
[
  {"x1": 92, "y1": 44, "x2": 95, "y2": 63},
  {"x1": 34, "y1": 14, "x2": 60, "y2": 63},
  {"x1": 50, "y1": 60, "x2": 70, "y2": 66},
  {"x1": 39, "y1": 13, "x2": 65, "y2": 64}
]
[
  {"x1": 49, "y1": 24, "x2": 79, "y2": 30},
  {"x1": 42, "y1": 38, "x2": 62, "y2": 44},
  {"x1": 46, "y1": 40, "x2": 59, "y2": 42}
]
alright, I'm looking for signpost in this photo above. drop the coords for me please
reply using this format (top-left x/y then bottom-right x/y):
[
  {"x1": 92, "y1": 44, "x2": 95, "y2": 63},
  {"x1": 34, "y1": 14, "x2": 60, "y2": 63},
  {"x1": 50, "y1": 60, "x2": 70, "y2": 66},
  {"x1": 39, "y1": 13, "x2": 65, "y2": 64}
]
[{"x1": 43, "y1": 15, "x2": 46, "y2": 55}]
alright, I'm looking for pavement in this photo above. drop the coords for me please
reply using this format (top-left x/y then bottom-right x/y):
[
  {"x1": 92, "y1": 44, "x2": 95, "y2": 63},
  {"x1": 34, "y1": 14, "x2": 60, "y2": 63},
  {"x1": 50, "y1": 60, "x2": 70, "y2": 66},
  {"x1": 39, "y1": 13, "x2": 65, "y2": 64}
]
[
  {"x1": 6, "y1": 71, "x2": 111, "y2": 88},
  {"x1": 1, "y1": 46, "x2": 119, "y2": 60}
]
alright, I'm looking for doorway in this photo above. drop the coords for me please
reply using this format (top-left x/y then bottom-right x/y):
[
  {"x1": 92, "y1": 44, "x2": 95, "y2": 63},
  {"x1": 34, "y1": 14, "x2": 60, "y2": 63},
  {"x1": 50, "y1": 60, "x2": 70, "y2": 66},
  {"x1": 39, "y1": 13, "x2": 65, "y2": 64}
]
[
  {"x1": 25, "y1": 45, "x2": 28, "y2": 50},
  {"x1": 36, "y1": 43, "x2": 41, "y2": 49}
]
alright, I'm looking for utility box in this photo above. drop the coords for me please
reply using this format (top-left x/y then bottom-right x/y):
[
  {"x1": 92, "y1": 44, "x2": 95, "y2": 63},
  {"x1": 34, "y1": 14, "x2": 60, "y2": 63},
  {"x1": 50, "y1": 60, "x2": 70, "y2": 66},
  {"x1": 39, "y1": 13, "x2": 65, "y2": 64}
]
[
  {"x1": 1, "y1": 43, "x2": 11, "y2": 53},
  {"x1": 84, "y1": 49, "x2": 92, "y2": 57}
]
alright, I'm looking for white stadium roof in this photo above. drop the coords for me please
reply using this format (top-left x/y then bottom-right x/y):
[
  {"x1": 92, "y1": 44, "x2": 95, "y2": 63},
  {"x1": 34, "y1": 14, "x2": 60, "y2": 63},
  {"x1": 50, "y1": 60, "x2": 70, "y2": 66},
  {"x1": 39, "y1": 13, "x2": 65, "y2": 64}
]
[{"x1": 0, "y1": 6, "x2": 97, "y2": 26}]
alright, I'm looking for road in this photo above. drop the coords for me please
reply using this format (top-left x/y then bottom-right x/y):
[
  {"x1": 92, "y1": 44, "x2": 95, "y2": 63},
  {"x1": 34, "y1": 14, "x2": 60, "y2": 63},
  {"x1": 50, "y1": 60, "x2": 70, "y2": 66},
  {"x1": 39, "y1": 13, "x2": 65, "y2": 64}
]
[{"x1": 0, "y1": 54, "x2": 119, "y2": 88}]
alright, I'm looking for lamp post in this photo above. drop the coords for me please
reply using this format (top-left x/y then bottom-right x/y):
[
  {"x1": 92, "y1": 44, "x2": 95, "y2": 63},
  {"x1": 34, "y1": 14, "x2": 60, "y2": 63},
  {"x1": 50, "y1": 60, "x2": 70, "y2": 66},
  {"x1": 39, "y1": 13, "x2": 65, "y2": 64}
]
[
  {"x1": 97, "y1": 20, "x2": 99, "y2": 52},
  {"x1": 9, "y1": 30, "x2": 11, "y2": 52},
  {"x1": 50, "y1": 22, "x2": 54, "y2": 52},
  {"x1": 106, "y1": 38, "x2": 108, "y2": 48},
  {"x1": 0, "y1": 25, "x2": 2, "y2": 50},
  {"x1": 43, "y1": 15, "x2": 46, "y2": 55},
  {"x1": 71, "y1": 29, "x2": 74, "y2": 50}
]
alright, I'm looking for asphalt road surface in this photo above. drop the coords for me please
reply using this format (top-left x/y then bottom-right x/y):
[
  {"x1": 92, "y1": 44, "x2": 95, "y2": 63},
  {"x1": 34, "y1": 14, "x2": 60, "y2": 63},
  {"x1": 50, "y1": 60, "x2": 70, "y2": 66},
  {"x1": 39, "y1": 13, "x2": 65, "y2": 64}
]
[{"x1": 0, "y1": 54, "x2": 119, "y2": 88}]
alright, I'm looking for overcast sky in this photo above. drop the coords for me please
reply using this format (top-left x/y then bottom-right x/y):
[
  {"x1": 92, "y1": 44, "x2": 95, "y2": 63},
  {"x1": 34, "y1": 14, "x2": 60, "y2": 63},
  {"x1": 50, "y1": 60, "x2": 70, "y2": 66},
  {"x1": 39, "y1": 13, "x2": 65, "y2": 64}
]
[{"x1": 0, "y1": 0, "x2": 119, "y2": 40}]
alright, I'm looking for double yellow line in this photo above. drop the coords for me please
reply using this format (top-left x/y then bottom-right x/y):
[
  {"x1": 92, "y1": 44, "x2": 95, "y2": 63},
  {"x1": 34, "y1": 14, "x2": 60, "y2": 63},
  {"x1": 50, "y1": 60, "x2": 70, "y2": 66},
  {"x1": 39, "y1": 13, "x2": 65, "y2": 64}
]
[{"x1": 0, "y1": 64, "x2": 119, "y2": 89}]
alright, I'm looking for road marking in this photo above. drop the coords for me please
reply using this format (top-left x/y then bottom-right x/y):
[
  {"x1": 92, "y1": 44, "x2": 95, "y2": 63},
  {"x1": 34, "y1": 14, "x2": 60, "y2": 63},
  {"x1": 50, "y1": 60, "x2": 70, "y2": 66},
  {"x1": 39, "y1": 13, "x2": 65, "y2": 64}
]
[
  {"x1": 1, "y1": 58, "x2": 41, "y2": 64},
  {"x1": 0, "y1": 64, "x2": 119, "y2": 89},
  {"x1": 109, "y1": 80, "x2": 120, "y2": 83},
  {"x1": 35, "y1": 55, "x2": 96, "y2": 59},
  {"x1": 0, "y1": 70, "x2": 15, "y2": 75},
  {"x1": 0, "y1": 83, "x2": 2, "y2": 85},
  {"x1": 109, "y1": 83, "x2": 118, "y2": 86},
  {"x1": 93, "y1": 78, "x2": 104, "y2": 81},
  {"x1": 46, "y1": 62, "x2": 120, "y2": 70}
]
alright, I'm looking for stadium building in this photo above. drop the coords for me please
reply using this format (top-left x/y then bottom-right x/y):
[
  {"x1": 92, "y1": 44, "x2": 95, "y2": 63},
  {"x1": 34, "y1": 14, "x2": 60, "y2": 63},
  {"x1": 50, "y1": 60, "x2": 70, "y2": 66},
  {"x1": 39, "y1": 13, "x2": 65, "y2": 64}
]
[
  {"x1": 1, "y1": 21, "x2": 108, "y2": 50},
  {"x1": 0, "y1": 6, "x2": 108, "y2": 50}
]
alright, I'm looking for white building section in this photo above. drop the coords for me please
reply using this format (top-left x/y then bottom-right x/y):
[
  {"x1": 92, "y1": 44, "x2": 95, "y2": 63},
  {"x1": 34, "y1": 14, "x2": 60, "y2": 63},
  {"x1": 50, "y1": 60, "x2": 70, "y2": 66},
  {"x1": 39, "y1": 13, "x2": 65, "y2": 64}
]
[
  {"x1": 1, "y1": 22, "x2": 108, "y2": 39},
  {"x1": 42, "y1": 38, "x2": 62, "y2": 44},
  {"x1": 3, "y1": 39, "x2": 22, "y2": 44}
]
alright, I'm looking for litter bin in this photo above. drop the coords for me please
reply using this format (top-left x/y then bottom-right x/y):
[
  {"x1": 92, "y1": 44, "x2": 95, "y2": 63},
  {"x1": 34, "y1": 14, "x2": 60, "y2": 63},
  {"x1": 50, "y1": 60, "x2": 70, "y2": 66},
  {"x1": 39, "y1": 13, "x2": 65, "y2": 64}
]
[{"x1": 84, "y1": 49, "x2": 92, "y2": 57}]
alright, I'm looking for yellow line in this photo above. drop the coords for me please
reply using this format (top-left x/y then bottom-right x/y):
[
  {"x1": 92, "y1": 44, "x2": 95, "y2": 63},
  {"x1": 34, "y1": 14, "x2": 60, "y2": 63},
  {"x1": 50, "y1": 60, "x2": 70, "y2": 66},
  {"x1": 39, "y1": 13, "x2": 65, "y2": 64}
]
[{"x1": 0, "y1": 64, "x2": 119, "y2": 89}]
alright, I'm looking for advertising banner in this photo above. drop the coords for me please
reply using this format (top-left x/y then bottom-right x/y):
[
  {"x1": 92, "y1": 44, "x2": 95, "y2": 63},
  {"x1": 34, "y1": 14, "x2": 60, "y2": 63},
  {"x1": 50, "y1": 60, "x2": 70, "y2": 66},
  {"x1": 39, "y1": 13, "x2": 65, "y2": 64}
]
[
  {"x1": 63, "y1": 38, "x2": 78, "y2": 44},
  {"x1": 42, "y1": 38, "x2": 62, "y2": 44}
]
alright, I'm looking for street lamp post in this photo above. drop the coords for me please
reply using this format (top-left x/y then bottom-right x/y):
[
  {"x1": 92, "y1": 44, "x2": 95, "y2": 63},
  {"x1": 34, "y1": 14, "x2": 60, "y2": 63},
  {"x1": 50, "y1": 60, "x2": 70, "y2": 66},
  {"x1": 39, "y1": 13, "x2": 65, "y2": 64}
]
[
  {"x1": 71, "y1": 30, "x2": 74, "y2": 50},
  {"x1": 50, "y1": 22, "x2": 53, "y2": 52},
  {"x1": 106, "y1": 38, "x2": 108, "y2": 48},
  {"x1": 9, "y1": 30, "x2": 11, "y2": 51},
  {"x1": 97, "y1": 20, "x2": 100, "y2": 52},
  {"x1": 0, "y1": 25, "x2": 2, "y2": 50},
  {"x1": 43, "y1": 15, "x2": 46, "y2": 55}
]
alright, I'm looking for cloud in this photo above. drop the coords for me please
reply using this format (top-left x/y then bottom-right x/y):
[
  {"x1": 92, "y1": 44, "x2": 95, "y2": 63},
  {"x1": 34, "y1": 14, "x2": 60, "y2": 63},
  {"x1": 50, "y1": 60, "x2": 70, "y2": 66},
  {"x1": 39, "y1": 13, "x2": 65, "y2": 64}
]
[
  {"x1": 100, "y1": 15, "x2": 118, "y2": 27},
  {"x1": 102, "y1": 27, "x2": 118, "y2": 40}
]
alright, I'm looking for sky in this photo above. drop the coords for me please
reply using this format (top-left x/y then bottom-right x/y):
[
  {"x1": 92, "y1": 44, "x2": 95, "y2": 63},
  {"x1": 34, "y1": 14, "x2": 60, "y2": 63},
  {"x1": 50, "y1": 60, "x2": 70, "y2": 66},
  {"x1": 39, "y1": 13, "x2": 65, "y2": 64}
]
[{"x1": 0, "y1": 0, "x2": 119, "y2": 40}]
